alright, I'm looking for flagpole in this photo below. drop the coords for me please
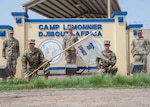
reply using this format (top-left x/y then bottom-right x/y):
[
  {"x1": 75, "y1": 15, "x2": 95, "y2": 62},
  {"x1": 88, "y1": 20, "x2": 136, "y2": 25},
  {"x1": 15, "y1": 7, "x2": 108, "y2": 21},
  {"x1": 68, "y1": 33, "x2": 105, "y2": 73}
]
[{"x1": 24, "y1": 32, "x2": 95, "y2": 79}]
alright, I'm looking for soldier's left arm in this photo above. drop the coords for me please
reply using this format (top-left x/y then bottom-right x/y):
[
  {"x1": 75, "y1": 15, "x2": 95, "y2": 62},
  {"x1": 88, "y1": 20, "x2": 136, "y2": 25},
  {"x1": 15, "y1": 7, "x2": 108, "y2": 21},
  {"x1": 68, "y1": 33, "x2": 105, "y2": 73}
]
[
  {"x1": 75, "y1": 36, "x2": 79, "y2": 42},
  {"x1": 21, "y1": 52, "x2": 28, "y2": 74},
  {"x1": 2, "y1": 40, "x2": 7, "y2": 57},
  {"x1": 39, "y1": 49, "x2": 46, "y2": 63},
  {"x1": 17, "y1": 40, "x2": 20, "y2": 57},
  {"x1": 144, "y1": 38, "x2": 150, "y2": 54},
  {"x1": 108, "y1": 52, "x2": 116, "y2": 66}
]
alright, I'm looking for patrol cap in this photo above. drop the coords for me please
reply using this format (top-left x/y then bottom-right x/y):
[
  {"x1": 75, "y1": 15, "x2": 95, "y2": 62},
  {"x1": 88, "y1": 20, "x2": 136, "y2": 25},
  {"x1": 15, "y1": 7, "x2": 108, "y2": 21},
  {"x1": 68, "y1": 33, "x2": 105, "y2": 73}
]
[
  {"x1": 9, "y1": 30, "x2": 14, "y2": 34},
  {"x1": 104, "y1": 40, "x2": 110, "y2": 45},
  {"x1": 137, "y1": 30, "x2": 142, "y2": 33},
  {"x1": 28, "y1": 39, "x2": 35, "y2": 44},
  {"x1": 68, "y1": 26, "x2": 73, "y2": 30}
]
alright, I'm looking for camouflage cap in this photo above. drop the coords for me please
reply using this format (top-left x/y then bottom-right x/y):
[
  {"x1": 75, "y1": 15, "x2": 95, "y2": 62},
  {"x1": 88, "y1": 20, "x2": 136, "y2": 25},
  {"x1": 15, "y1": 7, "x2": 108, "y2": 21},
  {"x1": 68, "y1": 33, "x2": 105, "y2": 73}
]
[
  {"x1": 104, "y1": 40, "x2": 110, "y2": 45},
  {"x1": 9, "y1": 30, "x2": 14, "y2": 34},
  {"x1": 137, "y1": 30, "x2": 142, "y2": 33},
  {"x1": 28, "y1": 39, "x2": 35, "y2": 44}
]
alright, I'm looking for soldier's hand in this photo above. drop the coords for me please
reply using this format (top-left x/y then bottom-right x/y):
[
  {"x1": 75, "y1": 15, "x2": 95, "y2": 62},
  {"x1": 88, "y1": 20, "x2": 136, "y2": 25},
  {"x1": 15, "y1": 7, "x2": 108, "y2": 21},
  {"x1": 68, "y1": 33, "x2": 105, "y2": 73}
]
[
  {"x1": 48, "y1": 58, "x2": 52, "y2": 62},
  {"x1": 97, "y1": 69, "x2": 104, "y2": 74},
  {"x1": 3, "y1": 56, "x2": 6, "y2": 59},
  {"x1": 76, "y1": 51, "x2": 78, "y2": 54},
  {"x1": 24, "y1": 74, "x2": 28, "y2": 79},
  {"x1": 146, "y1": 52, "x2": 149, "y2": 55},
  {"x1": 104, "y1": 58, "x2": 109, "y2": 62},
  {"x1": 64, "y1": 51, "x2": 67, "y2": 55}
]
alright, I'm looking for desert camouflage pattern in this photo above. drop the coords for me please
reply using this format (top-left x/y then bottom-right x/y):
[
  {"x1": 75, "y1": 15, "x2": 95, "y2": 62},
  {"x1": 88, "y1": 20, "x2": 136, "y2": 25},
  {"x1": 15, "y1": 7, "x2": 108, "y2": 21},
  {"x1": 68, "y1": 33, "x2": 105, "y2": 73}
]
[
  {"x1": 131, "y1": 36, "x2": 150, "y2": 55},
  {"x1": 21, "y1": 48, "x2": 50, "y2": 78},
  {"x1": 63, "y1": 33, "x2": 78, "y2": 64},
  {"x1": 2, "y1": 38, "x2": 20, "y2": 77},
  {"x1": 96, "y1": 50, "x2": 118, "y2": 75},
  {"x1": 131, "y1": 36, "x2": 150, "y2": 72}
]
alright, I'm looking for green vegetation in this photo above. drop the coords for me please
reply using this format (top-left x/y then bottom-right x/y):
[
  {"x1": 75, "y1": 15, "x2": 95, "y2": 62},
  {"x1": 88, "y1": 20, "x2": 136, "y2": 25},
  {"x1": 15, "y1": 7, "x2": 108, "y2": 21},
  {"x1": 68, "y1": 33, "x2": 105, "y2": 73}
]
[{"x1": 0, "y1": 73, "x2": 150, "y2": 91}]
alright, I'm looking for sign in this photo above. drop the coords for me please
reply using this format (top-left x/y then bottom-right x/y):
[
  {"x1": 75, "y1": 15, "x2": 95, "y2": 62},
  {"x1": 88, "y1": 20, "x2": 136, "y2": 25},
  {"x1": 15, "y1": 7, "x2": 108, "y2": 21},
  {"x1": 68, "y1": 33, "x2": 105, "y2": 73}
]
[
  {"x1": 38, "y1": 38, "x2": 63, "y2": 65},
  {"x1": 38, "y1": 24, "x2": 102, "y2": 37}
]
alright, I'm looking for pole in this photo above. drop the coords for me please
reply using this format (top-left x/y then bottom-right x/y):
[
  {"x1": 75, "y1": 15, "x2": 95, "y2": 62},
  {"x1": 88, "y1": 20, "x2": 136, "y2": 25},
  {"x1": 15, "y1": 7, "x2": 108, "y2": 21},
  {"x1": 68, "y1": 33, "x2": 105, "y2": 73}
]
[{"x1": 107, "y1": 0, "x2": 111, "y2": 18}]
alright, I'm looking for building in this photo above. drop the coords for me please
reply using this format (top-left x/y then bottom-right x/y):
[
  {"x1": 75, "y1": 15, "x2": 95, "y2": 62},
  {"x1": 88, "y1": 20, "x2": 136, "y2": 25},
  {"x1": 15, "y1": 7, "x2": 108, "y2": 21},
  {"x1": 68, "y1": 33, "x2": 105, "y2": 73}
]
[{"x1": 0, "y1": 0, "x2": 146, "y2": 78}]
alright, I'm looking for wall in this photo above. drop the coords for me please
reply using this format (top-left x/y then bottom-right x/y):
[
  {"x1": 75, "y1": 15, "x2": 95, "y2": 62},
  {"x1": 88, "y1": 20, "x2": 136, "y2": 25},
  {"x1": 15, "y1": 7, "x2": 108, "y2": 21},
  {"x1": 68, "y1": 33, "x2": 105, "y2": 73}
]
[{"x1": 0, "y1": 12, "x2": 130, "y2": 78}]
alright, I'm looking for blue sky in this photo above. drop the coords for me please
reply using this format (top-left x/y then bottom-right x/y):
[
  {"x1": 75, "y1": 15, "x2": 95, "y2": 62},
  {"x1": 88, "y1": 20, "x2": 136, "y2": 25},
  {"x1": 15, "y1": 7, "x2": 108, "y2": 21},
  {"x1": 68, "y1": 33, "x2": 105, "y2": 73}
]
[{"x1": 0, "y1": 0, "x2": 150, "y2": 28}]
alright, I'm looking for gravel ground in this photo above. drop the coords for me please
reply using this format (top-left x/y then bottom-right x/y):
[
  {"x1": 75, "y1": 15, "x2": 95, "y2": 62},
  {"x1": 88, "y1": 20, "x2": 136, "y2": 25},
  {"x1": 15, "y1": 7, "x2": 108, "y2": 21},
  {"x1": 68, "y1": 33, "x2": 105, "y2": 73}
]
[{"x1": 0, "y1": 88, "x2": 150, "y2": 107}]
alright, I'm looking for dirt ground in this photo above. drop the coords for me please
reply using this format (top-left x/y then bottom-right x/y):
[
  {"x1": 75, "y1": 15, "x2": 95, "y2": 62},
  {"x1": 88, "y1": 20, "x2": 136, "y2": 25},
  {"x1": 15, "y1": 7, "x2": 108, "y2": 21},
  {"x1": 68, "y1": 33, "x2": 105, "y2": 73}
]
[{"x1": 0, "y1": 88, "x2": 150, "y2": 107}]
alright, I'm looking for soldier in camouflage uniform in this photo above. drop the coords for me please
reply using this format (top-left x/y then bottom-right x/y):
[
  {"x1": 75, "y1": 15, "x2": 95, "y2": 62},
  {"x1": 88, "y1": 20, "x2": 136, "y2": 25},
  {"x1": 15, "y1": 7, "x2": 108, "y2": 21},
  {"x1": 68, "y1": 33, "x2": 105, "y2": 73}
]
[
  {"x1": 96, "y1": 40, "x2": 118, "y2": 75},
  {"x1": 21, "y1": 39, "x2": 52, "y2": 79},
  {"x1": 2, "y1": 30, "x2": 20, "y2": 78},
  {"x1": 131, "y1": 30, "x2": 150, "y2": 73},
  {"x1": 63, "y1": 26, "x2": 78, "y2": 64}
]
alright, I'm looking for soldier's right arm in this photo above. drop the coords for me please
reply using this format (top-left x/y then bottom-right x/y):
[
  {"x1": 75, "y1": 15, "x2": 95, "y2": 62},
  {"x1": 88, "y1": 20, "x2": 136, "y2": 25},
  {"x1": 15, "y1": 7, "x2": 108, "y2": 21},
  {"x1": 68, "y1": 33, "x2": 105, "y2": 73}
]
[
  {"x1": 145, "y1": 38, "x2": 150, "y2": 54},
  {"x1": 131, "y1": 40, "x2": 135, "y2": 55},
  {"x1": 62, "y1": 36, "x2": 66, "y2": 50},
  {"x1": 21, "y1": 52, "x2": 28, "y2": 74},
  {"x1": 149, "y1": 40, "x2": 150, "y2": 54},
  {"x1": 2, "y1": 40, "x2": 7, "y2": 58}
]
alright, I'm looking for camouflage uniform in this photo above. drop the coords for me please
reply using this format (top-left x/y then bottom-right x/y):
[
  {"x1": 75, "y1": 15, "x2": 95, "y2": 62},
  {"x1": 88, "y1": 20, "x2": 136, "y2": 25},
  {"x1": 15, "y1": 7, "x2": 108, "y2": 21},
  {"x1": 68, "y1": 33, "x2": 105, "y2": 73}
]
[
  {"x1": 63, "y1": 32, "x2": 78, "y2": 64},
  {"x1": 21, "y1": 48, "x2": 50, "y2": 78},
  {"x1": 2, "y1": 35, "x2": 20, "y2": 78},
  {"x1": 131, "y1": 35, "x2": 150, "y2": 73},
  {"x1": 96, "y1": 50, "x2": 118, "y2": 75},
  {"x1": 96, "y1": 40, "x2": 118, "y2": 75}
]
